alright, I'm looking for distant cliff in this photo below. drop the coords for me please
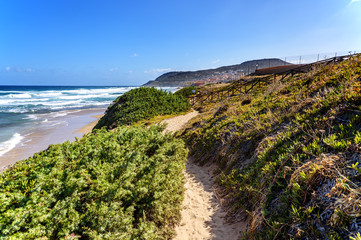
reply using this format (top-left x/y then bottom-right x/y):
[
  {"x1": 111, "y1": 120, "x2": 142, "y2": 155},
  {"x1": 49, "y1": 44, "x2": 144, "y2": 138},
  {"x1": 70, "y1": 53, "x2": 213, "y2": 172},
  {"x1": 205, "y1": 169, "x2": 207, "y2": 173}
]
[{"x1": 143, "y1": 58, "x2": 291, "y2": 87}]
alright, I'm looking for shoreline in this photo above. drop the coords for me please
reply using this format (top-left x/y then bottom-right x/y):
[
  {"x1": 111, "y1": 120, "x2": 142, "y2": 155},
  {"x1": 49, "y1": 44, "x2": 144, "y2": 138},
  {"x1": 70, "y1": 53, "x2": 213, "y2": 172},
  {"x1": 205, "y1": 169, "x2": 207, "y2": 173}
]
[
  {"x1": 76, "y1": 114, "x2": 104, "y2": 134},
  {"x1": 0, "y1": 108, "x2": 105, "y2": 173}
]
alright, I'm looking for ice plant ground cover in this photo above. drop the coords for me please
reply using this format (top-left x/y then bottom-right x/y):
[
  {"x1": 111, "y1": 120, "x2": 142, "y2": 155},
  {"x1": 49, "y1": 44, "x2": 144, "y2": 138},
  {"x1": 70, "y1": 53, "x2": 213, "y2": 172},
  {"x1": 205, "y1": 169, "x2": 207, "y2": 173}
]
[{"x1": 182, "y1": 55, "x2": 361, "y2": 239}]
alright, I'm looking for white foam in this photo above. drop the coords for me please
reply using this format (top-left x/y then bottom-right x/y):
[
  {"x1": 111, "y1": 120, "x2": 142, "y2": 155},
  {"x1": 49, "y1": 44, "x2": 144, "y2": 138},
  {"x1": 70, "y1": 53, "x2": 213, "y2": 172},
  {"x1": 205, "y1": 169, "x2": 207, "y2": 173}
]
[
  {"x1": 58, "y1": 93, "x2": 111, "y2": 100},
  {"x1": 51, "y1": 112, "x2": 68, "y2": 118},
  {"x1": 9, "y1": 93, "x2": 32, "y2": 99},
  {"x1": 21, "y1": 139, "x2": 33, "y2": 145},
  {"x1": 0, "y1": 133, "x2": 24, "y2": 157},
  {"x1": 59, "y1": 95, "x2": 97, "y2": 100},
  {"x1": 0, "y1": 98, "x2": 50, "y2": 105},
  {"x1": 5, "y1": 108, "x2": 27, "y2": 113},
  {"x1": 34, "y1": 91, "x2": 62, "y2": 97},
  {"x1": 60, "y1": 87, "x2": 135, "y2": 95},
  {"x1": 47, "y1": 120, "x2": 67, "y2": 127},
  {"x1": 23, "y1": 114, "x2": 38, "y2": 120},
  {"x1": 41, "y1": 100, "x2": 81, "y2": 107}
]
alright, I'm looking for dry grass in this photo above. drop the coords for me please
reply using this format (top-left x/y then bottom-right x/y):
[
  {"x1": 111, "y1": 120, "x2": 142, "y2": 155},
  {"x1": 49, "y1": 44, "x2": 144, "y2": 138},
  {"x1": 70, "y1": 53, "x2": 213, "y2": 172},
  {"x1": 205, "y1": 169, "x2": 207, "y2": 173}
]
[
  {"x1": 289, "y1": 154, "x2": 345, "y2": 188},
  {"x1": 264, "y1": 79, "x2": 286, "y2": 96}
]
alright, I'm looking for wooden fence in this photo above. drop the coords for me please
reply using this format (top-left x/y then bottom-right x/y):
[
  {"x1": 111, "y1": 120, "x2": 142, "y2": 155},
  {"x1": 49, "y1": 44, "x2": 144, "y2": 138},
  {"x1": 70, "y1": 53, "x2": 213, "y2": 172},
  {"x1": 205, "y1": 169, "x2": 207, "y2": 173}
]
[
  {"x1": 189, "y1": 53, "x2": 359, "y2": 105},
  {"x1": 190, "y1": 75, "x2": 273, "y2": 104}
]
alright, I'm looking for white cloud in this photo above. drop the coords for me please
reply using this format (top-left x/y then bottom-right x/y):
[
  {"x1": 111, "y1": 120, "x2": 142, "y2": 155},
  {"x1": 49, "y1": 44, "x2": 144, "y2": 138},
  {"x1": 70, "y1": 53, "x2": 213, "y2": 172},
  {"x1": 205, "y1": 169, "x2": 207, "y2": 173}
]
[
  {"x1": 109, "y1": 67, "x2": 119, "y2": 72},
  {"x1": 3, "y1": 66, "x2": 35, "y2": 72},
  {"x1": 350, "y1": 0, "x2": 360, "y2": 3},
  {"x1": 128, "y1": 70, "x2": 133, "y2": 74},
  {"x1": 133, "y1": 53, "x2": 138, "y2": 57},
  {"x1": 212, "y1": 59, "x2": 221, "y2": 64},
  {"x1": 144, "y1": 68, "x2": 173, "y2": 74}
]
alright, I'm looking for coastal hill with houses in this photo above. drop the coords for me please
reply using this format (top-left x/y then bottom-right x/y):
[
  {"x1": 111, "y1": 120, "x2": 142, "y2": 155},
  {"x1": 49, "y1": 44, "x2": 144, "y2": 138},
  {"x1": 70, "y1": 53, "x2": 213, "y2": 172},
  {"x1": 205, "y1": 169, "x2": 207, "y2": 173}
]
[{"x1": 143, "y1": 58, "x2": 290, "y2": 87}]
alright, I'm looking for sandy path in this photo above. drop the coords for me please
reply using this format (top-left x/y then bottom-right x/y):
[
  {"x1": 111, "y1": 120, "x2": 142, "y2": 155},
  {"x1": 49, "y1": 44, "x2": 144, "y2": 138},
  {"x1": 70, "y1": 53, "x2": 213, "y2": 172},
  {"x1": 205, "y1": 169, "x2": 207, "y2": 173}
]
[
  {"x1": 162, "y1": 110, "x2": 199, "y2": 133},
  {"x1": 162, "y1": 110, "x2": 246, "y2": 240}
]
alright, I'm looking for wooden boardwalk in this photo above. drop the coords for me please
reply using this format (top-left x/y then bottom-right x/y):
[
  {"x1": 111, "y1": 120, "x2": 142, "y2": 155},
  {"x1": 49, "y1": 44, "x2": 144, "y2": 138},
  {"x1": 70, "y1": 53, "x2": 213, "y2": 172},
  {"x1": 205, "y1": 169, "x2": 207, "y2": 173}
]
[
  {"x1": 253, "y1": 53, "x2": 357, "y2": 80},
  {"x1": 190, "y1": 75, "x2": 273, "y2": 104},
  {"x1": 190, "y1": 53, "x2": 358, "y2": 105}
]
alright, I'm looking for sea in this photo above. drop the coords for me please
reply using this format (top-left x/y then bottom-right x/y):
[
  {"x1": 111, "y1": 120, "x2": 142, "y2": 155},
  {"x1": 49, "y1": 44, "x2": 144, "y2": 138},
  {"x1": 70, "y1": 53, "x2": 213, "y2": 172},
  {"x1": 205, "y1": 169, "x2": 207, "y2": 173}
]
[{"x1": 0, "y1": 85, "x2": 139, "y2": 159}]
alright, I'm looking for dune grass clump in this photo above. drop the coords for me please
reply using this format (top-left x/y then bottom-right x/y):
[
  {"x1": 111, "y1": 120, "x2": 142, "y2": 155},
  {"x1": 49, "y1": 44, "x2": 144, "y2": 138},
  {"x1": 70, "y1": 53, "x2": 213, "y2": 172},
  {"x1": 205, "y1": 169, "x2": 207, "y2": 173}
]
[
  {"x1": 174, "y1": 86, "x2": 198, "y2": 98},
  {"x1": 0, "y1": 125, "x2": 187, "y2": 239}
]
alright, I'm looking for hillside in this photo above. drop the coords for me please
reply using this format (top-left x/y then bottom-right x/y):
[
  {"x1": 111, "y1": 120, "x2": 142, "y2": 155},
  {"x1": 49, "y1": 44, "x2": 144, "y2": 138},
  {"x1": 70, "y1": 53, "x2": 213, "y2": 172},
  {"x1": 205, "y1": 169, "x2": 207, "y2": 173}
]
[
  {"x1": 143, "y1": 58, "x2": 290, "y2": 87},
  {"x1": 180, "y1": 54, "x2": 361, "y2": 239}
]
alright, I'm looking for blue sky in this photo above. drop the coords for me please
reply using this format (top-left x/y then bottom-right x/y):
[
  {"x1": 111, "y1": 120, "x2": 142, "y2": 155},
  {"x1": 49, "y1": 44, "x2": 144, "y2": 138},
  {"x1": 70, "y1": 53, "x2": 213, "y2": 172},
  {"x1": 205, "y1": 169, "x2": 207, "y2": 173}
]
[{"x1": 0, "y1": 0, "x2": 360, "y2": 86}]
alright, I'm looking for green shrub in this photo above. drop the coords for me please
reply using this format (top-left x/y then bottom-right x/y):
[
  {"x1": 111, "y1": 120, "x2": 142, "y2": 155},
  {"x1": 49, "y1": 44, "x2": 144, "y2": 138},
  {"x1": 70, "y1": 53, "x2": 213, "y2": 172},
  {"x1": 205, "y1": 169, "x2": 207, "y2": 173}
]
[
  {"x1": 174, "y1": 86, "x2": 197, "y2": 98},
  {"x1": 95, "y1": 87, "x2": 191, "y2": 129},
  {"x1": 0, "y1": 125, "x2": 187, "y2": 239}
]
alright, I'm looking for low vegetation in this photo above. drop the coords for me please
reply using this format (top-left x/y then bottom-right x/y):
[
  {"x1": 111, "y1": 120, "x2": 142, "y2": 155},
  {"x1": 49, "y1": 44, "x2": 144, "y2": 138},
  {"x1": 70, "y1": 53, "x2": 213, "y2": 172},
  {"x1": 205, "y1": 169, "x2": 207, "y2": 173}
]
[
  {"x1": 95, "y1": 87, "x2": 190, "y2": 129},
  {"x1": 0, "y1": 125, "x2": 187, "y2": 239},
  {"x1": 182, "y1": 54, "x2": 361, "y2": 239},
  {"x1": 174, "y1": 86, "x2": 197, "y2": 98}
]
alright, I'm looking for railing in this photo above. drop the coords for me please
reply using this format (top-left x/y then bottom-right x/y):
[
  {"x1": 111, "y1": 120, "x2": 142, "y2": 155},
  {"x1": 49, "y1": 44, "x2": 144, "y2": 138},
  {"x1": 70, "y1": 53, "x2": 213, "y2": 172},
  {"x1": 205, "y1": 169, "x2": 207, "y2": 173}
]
[
  {"x1": 190, "y1": 75, "x2": 272, "y2": 104},
  {"x1": 279, "y1": 50, "x2": 360, "y2": 65},
  {"x1": 254, "y1": 53, "x2": 359, "y2": 78},
  {"x1": 190, "y1": 52, "x2": 360, "y2": 105}
]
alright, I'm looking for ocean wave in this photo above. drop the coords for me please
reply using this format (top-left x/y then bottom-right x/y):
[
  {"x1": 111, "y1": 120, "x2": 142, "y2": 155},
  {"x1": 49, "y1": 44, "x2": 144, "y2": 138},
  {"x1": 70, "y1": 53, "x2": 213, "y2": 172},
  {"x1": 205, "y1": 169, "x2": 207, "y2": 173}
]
[
  {"x1": 33, "y1": 91, "x2": 62, "y2": 98},
  {"x1": 0, "y1": 103, "x2": 109, "y2": 114},
  {"x1": 0, "y1": 87, "x2": 131, "y2": 111},
  {"x1": 40, "y1": 100, "x2": 82, "y2": 106},
  {"x1": 60, "y1": 87, "x2": 135, "y2": 95},
  {"x1": 0, "y1": 133, "x2": 24, "y2": 157},
  {"x1": 0, "y1": 98, "x2": 50, "y2": 105},
  {"x1": 23, "y1": 114, "x2": 38, "y2": 120},
  {"x1": 3, "y1": 109, "x2": 27, "y2": 114},
  {"x1": 51, "y1": 112, "x2": 68, "y2": 118},
  {"x1": 44, "y1": 120, "x2": 68, "y2": 128},
  {"x1": 58, "y1": 93, "x2": 112, "y2": 100},
  {"x1": 8, "y1": 93, "x2": 32, "y2": 99},
  {"x1": 0, "y1": 87, "x2": 132, "y2": 100}
]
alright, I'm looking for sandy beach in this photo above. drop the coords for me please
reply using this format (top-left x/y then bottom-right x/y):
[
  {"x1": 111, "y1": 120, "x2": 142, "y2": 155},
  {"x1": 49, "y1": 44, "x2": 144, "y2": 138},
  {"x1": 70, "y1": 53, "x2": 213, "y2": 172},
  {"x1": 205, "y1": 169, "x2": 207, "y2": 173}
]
[
  {"x1": 76, "y1": 114, "x2": 104, "y2": 134},
  {"x1": 0, "y1": 108, "x2": 105, "y2": 172}
]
